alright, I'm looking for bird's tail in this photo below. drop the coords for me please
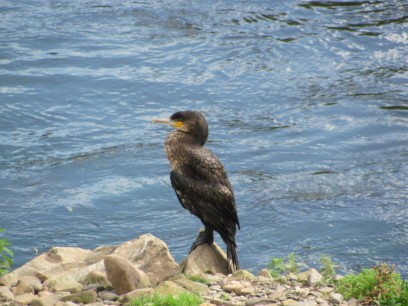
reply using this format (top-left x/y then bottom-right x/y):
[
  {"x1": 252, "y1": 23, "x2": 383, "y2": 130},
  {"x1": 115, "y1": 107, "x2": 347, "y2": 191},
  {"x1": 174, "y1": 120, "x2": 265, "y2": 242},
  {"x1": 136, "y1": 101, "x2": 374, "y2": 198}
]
[{"x1": 227, "y1": 241, "x2": 239, "y2": 273}]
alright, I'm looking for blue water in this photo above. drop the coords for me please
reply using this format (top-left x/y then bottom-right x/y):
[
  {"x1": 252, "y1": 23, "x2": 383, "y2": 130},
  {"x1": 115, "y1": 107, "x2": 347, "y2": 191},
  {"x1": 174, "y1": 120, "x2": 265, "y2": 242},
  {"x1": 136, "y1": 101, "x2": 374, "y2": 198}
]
[{"x1": 1, "y1": 0, "x2": 407, "y2": 278}]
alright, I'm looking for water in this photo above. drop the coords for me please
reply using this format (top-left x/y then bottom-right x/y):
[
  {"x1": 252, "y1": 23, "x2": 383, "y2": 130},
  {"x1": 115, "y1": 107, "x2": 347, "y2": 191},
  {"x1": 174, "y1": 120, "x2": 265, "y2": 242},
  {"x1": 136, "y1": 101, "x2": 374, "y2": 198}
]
[{"x1": 1, "y1": 0, "x2": 407, "y2": 278}]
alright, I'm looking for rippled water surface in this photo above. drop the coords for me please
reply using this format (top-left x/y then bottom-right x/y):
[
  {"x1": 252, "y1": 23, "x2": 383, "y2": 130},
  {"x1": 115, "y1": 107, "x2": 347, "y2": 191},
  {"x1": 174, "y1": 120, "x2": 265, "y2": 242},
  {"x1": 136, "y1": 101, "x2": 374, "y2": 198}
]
[{"x1": 1, "y1": 0, "x2": 407, "y2": 277}]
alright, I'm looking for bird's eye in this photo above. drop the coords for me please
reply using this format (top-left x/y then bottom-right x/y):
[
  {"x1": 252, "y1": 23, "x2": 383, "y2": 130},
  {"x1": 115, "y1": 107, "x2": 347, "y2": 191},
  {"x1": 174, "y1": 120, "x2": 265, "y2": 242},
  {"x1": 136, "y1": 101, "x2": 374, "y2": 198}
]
[{"x1": 175, "y1": 118, "x2": 183, "y2": 122}]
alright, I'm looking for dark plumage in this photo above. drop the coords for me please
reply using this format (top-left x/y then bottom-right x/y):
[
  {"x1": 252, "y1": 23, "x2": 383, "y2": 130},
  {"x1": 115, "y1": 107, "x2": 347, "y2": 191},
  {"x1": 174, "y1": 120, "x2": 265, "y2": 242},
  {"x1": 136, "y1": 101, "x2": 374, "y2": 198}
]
[{"x1": 153, "y1": 110, "x2": 240, "y2": 272}]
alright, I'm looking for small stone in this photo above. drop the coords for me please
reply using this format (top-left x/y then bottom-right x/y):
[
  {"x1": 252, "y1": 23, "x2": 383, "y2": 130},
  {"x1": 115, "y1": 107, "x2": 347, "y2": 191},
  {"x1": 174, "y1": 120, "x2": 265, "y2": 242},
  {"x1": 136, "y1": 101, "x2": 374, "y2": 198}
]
[
  {"x1": 61, "y1": 290, "x2": 97, "y2": 304},
  {"x1": 318, "y1": 287, "x2": 334, "y2": 294},
  {"x1": 282, "y1": 299, "x2": 297, "y2": 305},
  {"x1": 31, "y1": 293, "x2": 61, "y2": 306},
  {"x1": 269, "y1": 290, "x2": 285, "y2": 301},
  {"x1": 347, "y1": 298, "x2": 358, "y2": 306},
  {"x1": 237, "y1": 286, "x2": 255, "y2": 296},
  {"x1": 230, "y1": 270, "x2": 256, "y2": 281},
  {"x1": 245, "y1": 297, "x2": 277, "y2": 306},
  {"x1": 200, "y1": 303, "x2": 217, "y2": 306},
  {"x1": 329, "y1": 292, "x2": 344, "y2": 305},
  {"x1": 295, "y1": 287, "x2": 310, "y2": 297},
  {"x1": 98, "y1": 290, "x2": 118, "y2": 301},
  {"x1": 0, "y1": 286, "x2": 14, "y2": 302},
  {"x1": 222, "y1": 280, "x2": 244, "y2": 293},
  {"x1": 285, "y1": 301, "x2": 317, "y2": 306}
]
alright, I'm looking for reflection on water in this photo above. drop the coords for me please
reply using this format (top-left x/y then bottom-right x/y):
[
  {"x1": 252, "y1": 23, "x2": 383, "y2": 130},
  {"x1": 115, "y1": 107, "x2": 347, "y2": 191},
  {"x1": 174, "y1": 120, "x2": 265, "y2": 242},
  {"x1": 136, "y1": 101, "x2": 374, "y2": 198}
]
[{"x1": 1, "y1": 0, "x2": 407, "y2": 277}]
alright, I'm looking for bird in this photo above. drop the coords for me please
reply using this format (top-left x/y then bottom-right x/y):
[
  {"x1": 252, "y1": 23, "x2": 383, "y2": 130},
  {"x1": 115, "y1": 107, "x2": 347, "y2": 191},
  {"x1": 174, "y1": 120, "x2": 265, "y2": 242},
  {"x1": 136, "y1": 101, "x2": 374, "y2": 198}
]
[{"x1": 152, "y1": 110, "x2": 240, "y2": 272}]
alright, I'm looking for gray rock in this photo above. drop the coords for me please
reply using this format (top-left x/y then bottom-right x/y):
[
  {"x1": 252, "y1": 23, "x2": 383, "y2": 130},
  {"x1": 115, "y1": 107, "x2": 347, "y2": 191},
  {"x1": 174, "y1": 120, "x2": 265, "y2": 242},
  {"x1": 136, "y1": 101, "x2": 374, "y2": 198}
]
[
  {"x1": 112, "y1": 233, "x2": 179, "y2": 286},
  {"x1": 0, "y1": 286, "x2": 14, "y2": 302},
  {"x1": 180, "y1": 242, "x2": 231, "y2": 276},
  {"x1": 98, "y1": 290, "x2": 118, "y2": 301},
  {"x1": 104, "y1": 254, "x2": 151, "y2": 295}
]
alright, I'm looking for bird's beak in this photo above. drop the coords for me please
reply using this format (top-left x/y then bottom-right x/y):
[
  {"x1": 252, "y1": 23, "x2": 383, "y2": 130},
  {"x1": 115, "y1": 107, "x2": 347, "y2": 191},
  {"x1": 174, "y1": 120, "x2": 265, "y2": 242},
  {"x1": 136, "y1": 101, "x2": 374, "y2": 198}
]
[
  {"x1": 152, "y1": 118, "x2": 172, "y2": 124},
  {"x1": 152, "y1": 117, "x2": 184, "y2": 129}
]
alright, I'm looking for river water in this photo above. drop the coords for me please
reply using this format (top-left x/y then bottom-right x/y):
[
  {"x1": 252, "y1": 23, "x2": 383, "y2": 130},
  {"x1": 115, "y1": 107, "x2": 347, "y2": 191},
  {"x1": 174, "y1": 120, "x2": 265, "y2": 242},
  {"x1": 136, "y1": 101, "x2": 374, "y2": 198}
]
[{"x1": 1, "y1": 0, "x2": 407, "y2": 277}]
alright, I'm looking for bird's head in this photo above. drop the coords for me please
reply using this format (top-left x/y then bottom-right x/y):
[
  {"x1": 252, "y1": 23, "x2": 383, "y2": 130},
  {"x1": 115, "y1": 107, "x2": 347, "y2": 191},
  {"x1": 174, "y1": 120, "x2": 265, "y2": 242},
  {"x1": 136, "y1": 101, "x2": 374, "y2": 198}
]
[{"x1": 152, "y1": 110, "x2": 208, "y2": 145}]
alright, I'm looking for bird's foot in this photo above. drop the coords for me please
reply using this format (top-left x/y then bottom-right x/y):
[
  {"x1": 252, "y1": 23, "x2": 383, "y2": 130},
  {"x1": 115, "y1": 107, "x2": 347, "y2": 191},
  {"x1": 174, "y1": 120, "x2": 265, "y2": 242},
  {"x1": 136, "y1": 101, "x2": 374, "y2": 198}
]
[{"x1": 189, "y1": 228, "x2": 214, "y2": 253}]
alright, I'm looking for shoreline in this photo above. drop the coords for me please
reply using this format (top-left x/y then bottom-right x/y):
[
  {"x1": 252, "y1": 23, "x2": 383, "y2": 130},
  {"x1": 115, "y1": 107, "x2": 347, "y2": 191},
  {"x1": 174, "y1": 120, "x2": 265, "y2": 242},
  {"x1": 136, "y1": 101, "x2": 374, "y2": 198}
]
[{"x1": 0, "y1": 234, "x2": 359, "y2": 305}]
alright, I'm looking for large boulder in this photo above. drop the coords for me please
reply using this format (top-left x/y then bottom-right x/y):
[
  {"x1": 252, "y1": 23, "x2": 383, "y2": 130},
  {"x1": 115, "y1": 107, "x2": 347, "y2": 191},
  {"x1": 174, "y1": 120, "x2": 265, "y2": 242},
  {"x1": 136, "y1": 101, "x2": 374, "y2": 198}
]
[
  {"x1": 179, "y1": 242, "x2": 231, "y2": 276},
  {"x1": 112, "y1": 233, "x2": 179, "y2": 286},
  {"x1": 104, "y1": 255, "x2": 151, "y2": 295}
]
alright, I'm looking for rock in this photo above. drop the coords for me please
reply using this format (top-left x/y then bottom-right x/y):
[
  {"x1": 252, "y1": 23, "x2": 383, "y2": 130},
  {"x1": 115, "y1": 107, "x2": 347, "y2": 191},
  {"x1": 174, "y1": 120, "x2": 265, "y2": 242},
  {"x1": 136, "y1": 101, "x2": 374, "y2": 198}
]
[
  {"x1": 155, "y1": 280, "x2": 191, "y2": 296},
  {"x1": 258, "y1": 268, "x2": 274, "y2": 281},
  {"x1": 0, "y1": 272, "x2": 18, "y2": 287},
  {"x1": 180, "y1": 242, "x2": 231, "y2": 276},
  {"x1": 318, "y1": 287, "x2": 334, "y2": 294},
  {"x1": 104, "y1": 254, "x2": 151, "y2": 295},
  {"x1": 50, "y1": 280, "x2": 83, "y2": 293},
  {"x1": 19, "y1": 275, "x2": 43, "y2": 292},
  {"x1": 222, "y1": 280, "x2": 244, "y2": 293},
  {"x1": 98, "y1": 290, "x2": 118, "y2": 301},
  {"x1": 245, "y1": 297, "x2": 277, "y2": 306},
  {"x1": 79, "y1": 270, "x2": 110, "y2": 287},
  {"x1": 285, "y1": 301, "x2": 317, "y2": 306},
  {"x1": 55, "y1": 301, "x2": 78, "y2": 306},
  {"x1": 113, "y1": 234, "x2": 179, "y2": 286},
  {"x1": 329, "y1": 292, "x2": 344, "y2": 305},
  {"x1": 117, "y1": 288, "x2": 154, "y2": 303},
  {"x1": 14, "y1": 292, "x2": 35, "y2": 305},
  {"x1": 61, "y1": 290, "x2": 97, "y2": 304},
  {"x1": 31, "y1": 293, "x2": 61, "y2": 306},
  {"x1": 171, "y1": 274, "x2": 208, "y2": 294},
  {"x1": 230, "y1": 269, "x2": 256, "y2": 281},
  {"x1": 306, "y1": 268, "x2": 322, "y2": 286},
  {"x1": 13, "y1": 281, "x2": 34, "y2": 295},
  {"x1": 0, "y1": 286, "x2": 14, "y2": 302}
]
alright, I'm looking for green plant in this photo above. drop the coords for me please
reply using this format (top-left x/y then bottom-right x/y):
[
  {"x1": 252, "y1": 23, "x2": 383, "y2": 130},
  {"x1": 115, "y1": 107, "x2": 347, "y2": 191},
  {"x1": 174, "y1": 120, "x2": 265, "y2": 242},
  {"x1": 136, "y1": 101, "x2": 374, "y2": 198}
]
[
  {"x1": 336, "y1": 263, "x2": 403, "y2": 305},
  {"x1": 267, "y1": 252, "x2": 300, "y2": 279},
  {"x1": 319, "y1": 255, "x2": 336, "y2": 283},
  {"x1": 376, "y1": 280, "x2": 408, "y2": 306},
  {"x1": 221, "y1": 292, "x2": 231, "y2": 301},
  {"x1": 130, "y1": 292, "x2": 202, "y2": 306},
  {"x1": 188, "y1": 275, "x2": 209, "y2": 284},
  {"x1": 0, "y1": 228, "x2": 13, "y2": 276}
]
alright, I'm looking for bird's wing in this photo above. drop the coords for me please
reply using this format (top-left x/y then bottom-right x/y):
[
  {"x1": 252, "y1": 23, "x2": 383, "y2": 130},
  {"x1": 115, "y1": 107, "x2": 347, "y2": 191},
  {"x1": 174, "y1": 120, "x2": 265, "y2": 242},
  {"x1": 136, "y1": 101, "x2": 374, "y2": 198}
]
[{"x1": 170, "y1": 146, "x2": 240, "y2": 237}]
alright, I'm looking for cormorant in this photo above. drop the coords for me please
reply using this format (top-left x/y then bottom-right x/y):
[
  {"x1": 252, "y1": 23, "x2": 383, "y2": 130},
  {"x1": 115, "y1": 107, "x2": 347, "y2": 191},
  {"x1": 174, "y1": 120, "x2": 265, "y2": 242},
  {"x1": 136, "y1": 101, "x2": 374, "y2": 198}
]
[{"x1": 153, "y1": 110, "x2": 240, "y2": 272}]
